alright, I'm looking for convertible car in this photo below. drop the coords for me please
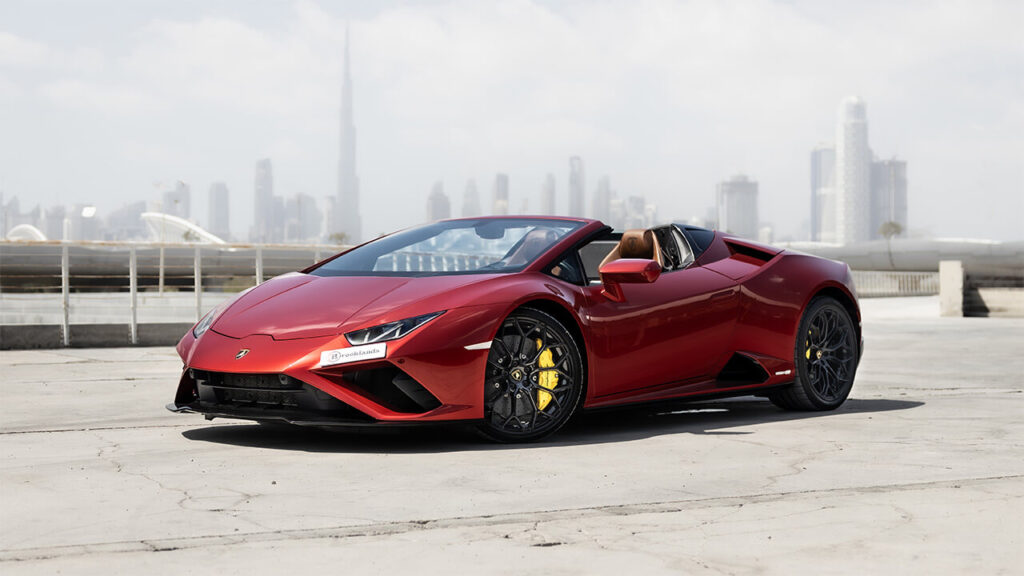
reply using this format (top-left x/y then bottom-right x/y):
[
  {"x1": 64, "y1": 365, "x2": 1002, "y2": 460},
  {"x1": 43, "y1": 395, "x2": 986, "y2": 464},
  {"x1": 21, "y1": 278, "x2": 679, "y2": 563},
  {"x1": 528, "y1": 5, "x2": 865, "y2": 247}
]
[{"x1": 169, "y1": 217, "x2": 862, "y2": 442}]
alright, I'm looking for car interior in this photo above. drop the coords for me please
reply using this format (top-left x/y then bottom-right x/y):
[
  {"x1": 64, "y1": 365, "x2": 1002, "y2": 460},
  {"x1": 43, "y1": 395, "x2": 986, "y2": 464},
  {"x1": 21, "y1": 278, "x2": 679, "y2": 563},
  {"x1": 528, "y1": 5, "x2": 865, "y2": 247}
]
[{"x1": 551, "y1": 225, "x2": 697, "y2": 286}]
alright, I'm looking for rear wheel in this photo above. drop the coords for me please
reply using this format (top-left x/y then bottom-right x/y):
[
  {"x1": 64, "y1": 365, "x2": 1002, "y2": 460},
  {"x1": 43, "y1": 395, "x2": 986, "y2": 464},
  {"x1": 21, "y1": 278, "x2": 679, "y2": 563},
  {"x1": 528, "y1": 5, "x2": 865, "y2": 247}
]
[
  {"x1": 770, "y1": 297, "x2": 858, "y2": 411},
  {"x1": 477, "y1": 308, "x2": 584, "y2": 442}
]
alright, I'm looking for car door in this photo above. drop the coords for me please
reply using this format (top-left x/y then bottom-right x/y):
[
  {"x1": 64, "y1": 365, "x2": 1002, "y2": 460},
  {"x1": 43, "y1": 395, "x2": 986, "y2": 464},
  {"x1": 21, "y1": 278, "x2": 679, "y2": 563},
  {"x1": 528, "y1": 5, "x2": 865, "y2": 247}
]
[{"x1": 582, "y1": 238, "x2": 739, "y2": 399}]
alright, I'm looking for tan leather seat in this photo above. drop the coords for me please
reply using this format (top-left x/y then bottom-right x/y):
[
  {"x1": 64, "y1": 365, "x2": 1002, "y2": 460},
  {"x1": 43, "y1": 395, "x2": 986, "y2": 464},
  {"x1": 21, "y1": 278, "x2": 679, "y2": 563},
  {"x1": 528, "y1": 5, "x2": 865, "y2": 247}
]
[{"x1": 599, "y1": 229, "x2": 663, "y2": 269}]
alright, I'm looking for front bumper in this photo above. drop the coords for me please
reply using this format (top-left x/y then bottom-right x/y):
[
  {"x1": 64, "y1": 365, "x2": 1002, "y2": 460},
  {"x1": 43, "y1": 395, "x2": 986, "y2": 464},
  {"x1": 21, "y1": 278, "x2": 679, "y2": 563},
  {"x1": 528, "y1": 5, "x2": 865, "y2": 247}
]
[{"x1": 171, "y1": 304, "x2": 507, "y2": 426}]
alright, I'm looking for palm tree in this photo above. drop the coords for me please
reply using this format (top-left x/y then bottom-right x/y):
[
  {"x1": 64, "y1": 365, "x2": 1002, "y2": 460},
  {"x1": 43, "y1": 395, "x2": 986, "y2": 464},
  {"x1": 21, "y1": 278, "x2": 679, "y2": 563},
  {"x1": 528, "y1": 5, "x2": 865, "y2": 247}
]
[{"x1": 879, "y1": 221, "x2": 903, "y2": 269}]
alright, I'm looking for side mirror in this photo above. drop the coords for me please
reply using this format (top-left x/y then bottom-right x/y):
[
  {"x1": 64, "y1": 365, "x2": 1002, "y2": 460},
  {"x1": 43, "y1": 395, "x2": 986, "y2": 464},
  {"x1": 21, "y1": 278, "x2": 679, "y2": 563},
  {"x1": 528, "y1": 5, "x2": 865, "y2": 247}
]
[{"x1": 598, "y1": 258, "x2": 661, "y2": 302}]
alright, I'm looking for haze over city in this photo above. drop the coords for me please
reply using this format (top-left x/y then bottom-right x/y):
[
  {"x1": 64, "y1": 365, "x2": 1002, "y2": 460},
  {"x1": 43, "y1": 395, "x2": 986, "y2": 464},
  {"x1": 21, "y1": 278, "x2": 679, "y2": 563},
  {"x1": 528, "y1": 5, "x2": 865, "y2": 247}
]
[{"x1": 1, "y1": 0, "x2": 1021, "y2": 242}]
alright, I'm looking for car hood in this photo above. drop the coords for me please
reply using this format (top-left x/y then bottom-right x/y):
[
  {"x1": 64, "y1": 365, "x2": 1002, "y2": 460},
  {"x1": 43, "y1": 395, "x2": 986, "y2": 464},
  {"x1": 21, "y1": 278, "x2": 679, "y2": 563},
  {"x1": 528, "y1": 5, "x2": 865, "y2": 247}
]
[{"x1": 211, "y1": 273, "x2": 495, "y2": 340}]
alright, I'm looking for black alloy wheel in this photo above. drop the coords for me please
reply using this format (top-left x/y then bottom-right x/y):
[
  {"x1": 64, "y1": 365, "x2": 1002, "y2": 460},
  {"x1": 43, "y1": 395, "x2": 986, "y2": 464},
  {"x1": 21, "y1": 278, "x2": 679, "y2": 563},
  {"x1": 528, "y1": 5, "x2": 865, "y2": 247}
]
[
  {"x1": 770, "y1": 296, "x2": 859, "y2": 411},
  {"x1": 478, "y1": 308, "x2": 584, "y2": 442}
]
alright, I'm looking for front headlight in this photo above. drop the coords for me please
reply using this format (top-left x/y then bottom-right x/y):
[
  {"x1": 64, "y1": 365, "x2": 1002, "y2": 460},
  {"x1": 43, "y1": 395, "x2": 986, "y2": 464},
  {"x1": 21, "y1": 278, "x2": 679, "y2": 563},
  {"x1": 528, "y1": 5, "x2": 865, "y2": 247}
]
[
  {"x1": 345, "y1": 311, "x2": 445, "y2": 345},
  {"x1": 191, "y1": 286, "x2": 255, "y2": 339},
  {"x1": 192, "y1": 308, "x2": 218, "y2": 338}
]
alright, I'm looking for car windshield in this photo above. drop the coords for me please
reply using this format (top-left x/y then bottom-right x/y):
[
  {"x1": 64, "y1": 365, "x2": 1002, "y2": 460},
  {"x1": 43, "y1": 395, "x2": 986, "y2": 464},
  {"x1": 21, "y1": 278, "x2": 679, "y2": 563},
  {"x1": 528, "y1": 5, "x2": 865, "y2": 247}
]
[{"x1": 311, "y1": 218, "x2": 584, "y2": 277}]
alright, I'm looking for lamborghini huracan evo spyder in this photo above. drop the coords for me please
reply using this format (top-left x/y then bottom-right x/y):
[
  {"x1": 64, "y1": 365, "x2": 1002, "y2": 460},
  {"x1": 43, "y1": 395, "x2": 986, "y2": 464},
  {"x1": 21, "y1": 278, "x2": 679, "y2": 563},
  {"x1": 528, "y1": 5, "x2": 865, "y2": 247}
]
[{"x1": 168, "y1": 217, "x2": 862, "y2": 442}]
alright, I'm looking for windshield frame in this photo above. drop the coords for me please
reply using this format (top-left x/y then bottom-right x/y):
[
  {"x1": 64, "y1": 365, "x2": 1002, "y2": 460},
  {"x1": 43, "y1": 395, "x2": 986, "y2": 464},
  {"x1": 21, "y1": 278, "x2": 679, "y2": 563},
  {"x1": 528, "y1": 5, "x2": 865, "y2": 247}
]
[{"x1": 309, "y1": 217, "x2": 587, "y2": 278}]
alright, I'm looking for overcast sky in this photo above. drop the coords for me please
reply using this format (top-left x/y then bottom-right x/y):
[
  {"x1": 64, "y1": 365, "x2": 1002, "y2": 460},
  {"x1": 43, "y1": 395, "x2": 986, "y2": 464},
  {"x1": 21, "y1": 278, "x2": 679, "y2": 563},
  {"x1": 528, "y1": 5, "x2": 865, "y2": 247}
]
[{"x1": 1, "y1": 0, "x2": 1021, "y2": 241}]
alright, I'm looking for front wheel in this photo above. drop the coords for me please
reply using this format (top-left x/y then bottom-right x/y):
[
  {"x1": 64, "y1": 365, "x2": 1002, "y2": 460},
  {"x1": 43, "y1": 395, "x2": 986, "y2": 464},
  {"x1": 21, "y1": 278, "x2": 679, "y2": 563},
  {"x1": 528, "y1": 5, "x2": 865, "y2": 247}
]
[
  {"x1": 770, "y1": 297, "x2": 859, "y2": 411},
  {"x1": 476, "y1": 308, "x2": 584, "y2": 442}
]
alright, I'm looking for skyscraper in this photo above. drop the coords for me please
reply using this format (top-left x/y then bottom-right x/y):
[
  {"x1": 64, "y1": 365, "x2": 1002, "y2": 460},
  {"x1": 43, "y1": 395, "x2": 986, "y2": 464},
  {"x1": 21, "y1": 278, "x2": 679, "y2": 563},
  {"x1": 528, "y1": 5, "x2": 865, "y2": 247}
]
[
  {"x1": 569, "y1": 156, "x2": 585, "y2": 217},
  {"x1": 252, "y1": 158, "x2": 273, "y2": 242},
  {"x1": 541, "y1": 173, "x2": 556, "y2": 215},
  {"x1": 836, "y1": 96, "x2": 871, "y2": 244},
  {"x1": 870, "y1": 158, "x2": 908, "y2": 239},
  {"x1": 461, "y1": 179, "x2": 481, "y2": 217},
  {"x1": 716, "y1": 174, "x2": 759, "y2": 239},
  {"x1": 208, "y1": 182, "x2": 230, "y2": 240},
  {"x1": 284, "y1": 193, "x2": 321, "y2": 243},
  {"x1": 592, "y1": 176, "x2": 612, "y2": 222},
  {"x1": 492, "y1": 174, "x2": 509, "y2": 215},
  {"x1": 810, "y1": 144, "x2": 836, "y2": 242},
  {"x1": 426, "y1": 181, "x2": 450, "y2": 222},
  {"x1": 335, "y1": 26, "x2": 362, "y2": 243},
  {"x1": 162, "y1": 181, "x2": 190, "y2": 219}
]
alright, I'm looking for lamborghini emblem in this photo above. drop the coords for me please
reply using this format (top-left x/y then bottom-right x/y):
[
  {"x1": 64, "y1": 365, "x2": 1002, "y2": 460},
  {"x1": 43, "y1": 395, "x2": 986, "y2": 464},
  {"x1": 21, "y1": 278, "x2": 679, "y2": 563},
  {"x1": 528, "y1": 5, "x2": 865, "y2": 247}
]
[{"x1": 235, "y1": 349, "x2": 250, "y2": 360}]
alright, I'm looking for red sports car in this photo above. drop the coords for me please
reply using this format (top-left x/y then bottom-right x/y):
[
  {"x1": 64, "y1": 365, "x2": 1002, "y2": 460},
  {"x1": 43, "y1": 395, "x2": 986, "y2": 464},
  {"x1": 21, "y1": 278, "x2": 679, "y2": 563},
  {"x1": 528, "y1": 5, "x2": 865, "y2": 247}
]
[{"x1": 169, "y1": 217, "x2": 862, "y2": 442}]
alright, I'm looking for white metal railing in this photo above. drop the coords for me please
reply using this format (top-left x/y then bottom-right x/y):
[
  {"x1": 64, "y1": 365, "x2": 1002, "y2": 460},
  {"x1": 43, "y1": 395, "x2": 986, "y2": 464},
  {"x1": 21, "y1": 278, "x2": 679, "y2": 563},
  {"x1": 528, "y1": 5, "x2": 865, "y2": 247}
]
[
  {"x1": 1, "y1": 240, "x2": 944, "y2": 347},
  {"x1": 852, "y1": 270, "x2": 940, "y2": 298},
  {"x1": 1, "y1": 240, "x2": 347, "y2": 345},
  {"x1": 1, "y1": 240, "x2": 504, "y2": 344}
]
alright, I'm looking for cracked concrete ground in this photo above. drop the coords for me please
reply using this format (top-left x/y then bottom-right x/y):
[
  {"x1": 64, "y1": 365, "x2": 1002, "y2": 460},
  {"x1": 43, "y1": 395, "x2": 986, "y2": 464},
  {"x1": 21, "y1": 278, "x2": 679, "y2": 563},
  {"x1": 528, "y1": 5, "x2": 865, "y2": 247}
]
[{"x1": 1, "y1": 296, "x2": 1022, "y2": 574}]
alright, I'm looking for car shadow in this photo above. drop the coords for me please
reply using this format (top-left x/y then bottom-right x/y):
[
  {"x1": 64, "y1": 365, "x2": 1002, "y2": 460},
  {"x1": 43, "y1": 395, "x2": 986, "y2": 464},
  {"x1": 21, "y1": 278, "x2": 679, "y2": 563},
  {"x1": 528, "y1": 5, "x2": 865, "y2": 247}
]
[{"x1": 180, "y1": 397, "x2": 924, "y2": 454}]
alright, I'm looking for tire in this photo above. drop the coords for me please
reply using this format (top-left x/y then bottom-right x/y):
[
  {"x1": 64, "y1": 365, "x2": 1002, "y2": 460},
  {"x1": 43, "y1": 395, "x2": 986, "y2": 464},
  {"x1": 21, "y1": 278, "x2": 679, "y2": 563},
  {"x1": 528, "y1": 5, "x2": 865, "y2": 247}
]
[
  {"x1": 476, "y1": 308, "x2": 584, "y2": 442},
  {"x1": 769, "y1": 296, "x2": 859, "y2": 411}
]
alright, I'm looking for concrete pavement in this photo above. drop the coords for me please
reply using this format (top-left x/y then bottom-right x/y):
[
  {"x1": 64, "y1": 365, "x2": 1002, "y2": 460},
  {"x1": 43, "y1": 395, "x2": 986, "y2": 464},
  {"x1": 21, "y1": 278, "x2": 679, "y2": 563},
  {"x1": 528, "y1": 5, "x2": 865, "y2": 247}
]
[{"x1": 1, "y1": 296, "x2": 1022, "y2": 574}]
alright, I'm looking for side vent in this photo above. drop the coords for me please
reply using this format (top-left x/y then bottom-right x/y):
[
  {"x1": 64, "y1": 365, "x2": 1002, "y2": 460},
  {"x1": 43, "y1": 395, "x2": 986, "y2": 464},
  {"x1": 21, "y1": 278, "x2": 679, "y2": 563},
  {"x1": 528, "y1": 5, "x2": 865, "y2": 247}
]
[
  {"x1": 724, "y1": 239, "x2": 776, "y2": 264},
  {"x1": 716, "y1": 353, "x2": 770, "y2": 385}
]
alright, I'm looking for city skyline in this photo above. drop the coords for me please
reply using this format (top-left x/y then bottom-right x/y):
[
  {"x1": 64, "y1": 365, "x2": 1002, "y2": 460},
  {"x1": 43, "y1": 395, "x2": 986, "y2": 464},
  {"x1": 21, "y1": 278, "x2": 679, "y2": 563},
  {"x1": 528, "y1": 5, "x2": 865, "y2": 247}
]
[{"x1": 0, "y1": 1, "x2": 1021, "y2": 242}]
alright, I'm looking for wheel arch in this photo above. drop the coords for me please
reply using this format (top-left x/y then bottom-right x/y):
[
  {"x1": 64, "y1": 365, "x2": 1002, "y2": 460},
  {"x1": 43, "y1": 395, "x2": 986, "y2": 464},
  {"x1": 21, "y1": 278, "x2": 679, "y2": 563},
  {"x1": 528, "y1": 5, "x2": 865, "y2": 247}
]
[
  {"x1": 808, "y1": 284, "x2": 862, "y2": 356},
  {"x1": 513, "y1": 298, "x2": 590, "y2": 398}
]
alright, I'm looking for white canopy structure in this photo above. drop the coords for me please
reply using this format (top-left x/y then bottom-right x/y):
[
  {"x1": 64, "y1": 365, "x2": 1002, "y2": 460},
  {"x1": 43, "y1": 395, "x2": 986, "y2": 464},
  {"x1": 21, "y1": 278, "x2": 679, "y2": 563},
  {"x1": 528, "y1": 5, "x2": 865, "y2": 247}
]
[
  {"x1": 141, "y1": 212, "x2": 226, "y2": 245},
  {"x1": 5, "y1": 224, "x2": 47, "y2": 242}
]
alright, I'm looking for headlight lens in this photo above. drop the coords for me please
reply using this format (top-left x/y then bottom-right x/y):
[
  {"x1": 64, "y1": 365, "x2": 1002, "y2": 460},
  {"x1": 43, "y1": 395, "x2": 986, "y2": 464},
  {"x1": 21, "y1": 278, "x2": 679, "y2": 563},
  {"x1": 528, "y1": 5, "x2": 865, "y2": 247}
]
[
  {"x1": 192, "y1": 308, "x2": 218, "y2": 338},
  {"x1": 345, "y1": 311, "x2": 445, "y2": 345}
]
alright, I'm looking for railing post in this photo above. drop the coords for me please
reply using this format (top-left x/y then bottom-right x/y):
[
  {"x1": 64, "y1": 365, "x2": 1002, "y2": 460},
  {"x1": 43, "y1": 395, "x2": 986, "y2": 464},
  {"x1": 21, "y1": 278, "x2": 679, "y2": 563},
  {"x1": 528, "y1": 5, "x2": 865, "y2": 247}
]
[
  {"x1": 255, "y1": 245, "x2": 264, "y2": 285},
  {"x1": 61, "y1": 244, "x2": 70, "y2": 347},
  {"x1": 194, "y1": 245, "x2": 202, "y2": 321},
  {"x1": 158, "y1": 245, "x2": 165, "y2": 294},
  {"x1": 129, "y1": 245, "x2": 138, "y2": 345}
]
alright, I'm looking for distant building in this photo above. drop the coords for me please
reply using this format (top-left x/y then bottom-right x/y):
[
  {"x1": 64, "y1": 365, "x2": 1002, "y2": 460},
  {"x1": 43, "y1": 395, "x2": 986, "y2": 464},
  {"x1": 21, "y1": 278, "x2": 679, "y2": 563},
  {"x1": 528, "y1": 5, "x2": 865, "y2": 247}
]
[
  {"x1": 492, "y1": 173, "x2": 509, "y2": 215},
  {"x1": 569, "y1": 156, "x2": 585, "y2": 217},
  {"x1": 208, "y1": 182, "x2": 230, "y2": 241},
  {"x1": 812, "y1": 97, "x2": 908, "y2": 245},
  {"x1": 42, "y1": 205, "x2": 66, "y2": 241},
  {"x1": 426, "y1": 181, "x2": 451, "y2": 222},
  {"x1": 68, "y1": 204, "x2": 100, "y2": 241},
  {"x1": 716, "y1": 174, "x2": 759, "y2": 239},
  {"x1": 592, "y1": 176, "x2": 612, "y2": 222},
  {"x1": 106, "y1": 201, "x2": 147, "y2": 240},
  {"x1": 624, "y1": 195, "x2": 648, "y2": 229},
  {"x1": 252, "y1": 158, "x2": 274, "y2": 242},
  {"x1": 836, "y1": 96, "x2": 871, "y2": 244},
  {"x1": 870, "y1": 158, "x2": 908, "y2": 239},
  {"x1": 270, "y1": 196, "x2": 285, "y2": 243},
  {"x1": 461, "y1": 179, "x2": 481, "y2": 218},
  {"x1": 285, "y1": 193, "x2": 321, "y2": 243},
  {"x1": 1, "y1": 196, "x2": 40, "y2": 238},
  {"x1": 541, "y1": 173, "x2": 556, "y2": 216},
  {"x1": 162, "y1": 181, "x2": 190, "y2": 219},
  {"x1": 810, "y1": 144, "x2": 836, "y2": 242},
  {"x1": 335, "y1": 26, "x2": 362, "y2": 242}
]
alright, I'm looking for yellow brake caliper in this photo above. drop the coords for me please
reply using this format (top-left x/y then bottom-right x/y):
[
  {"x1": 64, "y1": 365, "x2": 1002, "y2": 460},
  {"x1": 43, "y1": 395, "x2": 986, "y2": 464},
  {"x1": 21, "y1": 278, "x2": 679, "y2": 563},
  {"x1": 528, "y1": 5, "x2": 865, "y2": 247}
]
[{"x1": 535, "y1": 338, "x2": 558, "y2": 410}]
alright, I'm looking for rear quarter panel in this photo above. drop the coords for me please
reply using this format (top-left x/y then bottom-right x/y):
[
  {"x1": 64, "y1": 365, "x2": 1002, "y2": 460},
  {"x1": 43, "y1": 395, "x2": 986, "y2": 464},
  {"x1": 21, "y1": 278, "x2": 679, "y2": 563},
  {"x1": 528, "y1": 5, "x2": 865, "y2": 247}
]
[{"x1": 730, "y1": 252, "x2": 858, "y2": 367}]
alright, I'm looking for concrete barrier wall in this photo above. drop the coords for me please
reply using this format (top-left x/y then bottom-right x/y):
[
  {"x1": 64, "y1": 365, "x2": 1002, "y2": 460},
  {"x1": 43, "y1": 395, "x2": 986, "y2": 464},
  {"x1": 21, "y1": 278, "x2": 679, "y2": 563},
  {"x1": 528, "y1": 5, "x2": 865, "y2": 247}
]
[
  {"x1": 0, "y1": 323, "x2": 191, "y2": 350},
  {"x1": 940, "y1": 260, "x2": 1024, "y2": 318}
]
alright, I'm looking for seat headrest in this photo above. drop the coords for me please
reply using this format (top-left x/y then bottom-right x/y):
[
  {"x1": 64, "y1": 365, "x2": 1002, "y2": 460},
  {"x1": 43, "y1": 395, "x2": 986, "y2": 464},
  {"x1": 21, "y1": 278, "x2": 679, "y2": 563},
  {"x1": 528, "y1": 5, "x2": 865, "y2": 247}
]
[{"x1": 619, "y1": 229, "x2": 655, "y2": 259}]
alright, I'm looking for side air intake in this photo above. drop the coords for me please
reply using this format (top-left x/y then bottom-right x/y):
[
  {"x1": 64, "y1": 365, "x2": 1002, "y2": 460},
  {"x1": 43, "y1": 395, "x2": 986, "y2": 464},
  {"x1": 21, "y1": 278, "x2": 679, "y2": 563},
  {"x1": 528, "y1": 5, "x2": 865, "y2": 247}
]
[
  {"x1": 724, "y1": 239, "x2": 776, "y2": 263},
  {"x1": 716, "y1": 353, "x2": 770, "y2": 385}
]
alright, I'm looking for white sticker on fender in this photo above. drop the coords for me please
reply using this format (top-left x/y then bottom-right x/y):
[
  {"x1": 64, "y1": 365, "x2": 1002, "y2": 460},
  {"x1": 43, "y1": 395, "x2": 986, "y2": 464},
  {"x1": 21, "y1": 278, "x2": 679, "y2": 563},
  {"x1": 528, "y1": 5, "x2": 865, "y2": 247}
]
[{"x1": 319, "y1": 342, "x2": 387, "y2": 367}]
